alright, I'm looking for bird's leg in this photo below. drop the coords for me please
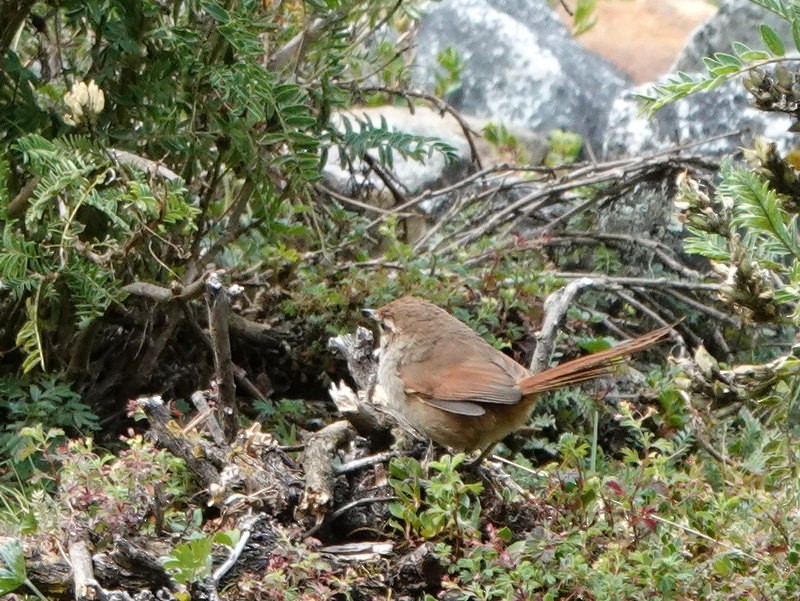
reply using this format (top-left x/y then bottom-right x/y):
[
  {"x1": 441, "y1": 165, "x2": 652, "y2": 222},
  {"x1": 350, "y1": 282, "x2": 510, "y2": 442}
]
[
  {"x1": 462, "y1": 442, "x2": 497, "y2": 471},
  {"x1": 421, "y1": 439, "x2": 437, "y2": 467}
]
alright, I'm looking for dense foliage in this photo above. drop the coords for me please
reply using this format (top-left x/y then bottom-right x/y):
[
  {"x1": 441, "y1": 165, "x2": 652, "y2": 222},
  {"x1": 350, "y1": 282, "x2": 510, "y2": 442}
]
[{"x1": 0, "y1": 0, "x2": 467, "y2": 433}]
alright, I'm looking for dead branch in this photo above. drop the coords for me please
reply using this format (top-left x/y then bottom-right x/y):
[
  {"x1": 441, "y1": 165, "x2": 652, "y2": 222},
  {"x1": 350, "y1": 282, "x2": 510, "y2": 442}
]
[
  {"x1": 122, "y1": 279, "x2": 288, "y2": 350},
  {"x1": 327, "y1": 328, "x2": 396, "y2": 447},
  {"x1": 206, "y1": 271, "x2": 239, "y2": 440},
  {"x1": 190, "y1": 390, "x2": 227, "y2": 446},
  {"x1": 121, "y1": 278, "x2": 205, "y2": 303},
  {"x1": 211, "y1": 513, "x2": 260, "y2": 586},
  {"x1": 327, "y1": 327, "x2": 377, "y2": 392},
  {"x1": 335, "y1": 451, "x2": 398, "y2": 475},
  {"x1": 549, "y1": 273, "x2": 723, "y2": 292},
  {"x1": 135, "y1": 395, "x2": 221, "y2": 489},
  {"x1": 298, "y1": 420, "x2": 357, "y2": 526},
  {"x1": 539, "y1": 232, "x2": 704, "y2": 280},
  {"x1": 270, "y1": 17, "x2": 325, "y2": 71},
  {"x1": 328, "y1": 381, "x2": 396, "y2": 448},
  {"x1": 126, "y1": 304, "x2": 181, "y2": 396},
  {"x1": 530, "y1": 277, "x2": 598, "y2": 373},
  {"x1": 6, "y1": 176, "x2": 39, "y2": 219},
  {"x1": 436, "y1": 154, "x2": 718, "y2": 255},
  {"x1": 108, "y1": 148, "x2": 181, "y2": 182},
  {"x1": 67, "y1": 526, "x2": 94, "y2": 601}
]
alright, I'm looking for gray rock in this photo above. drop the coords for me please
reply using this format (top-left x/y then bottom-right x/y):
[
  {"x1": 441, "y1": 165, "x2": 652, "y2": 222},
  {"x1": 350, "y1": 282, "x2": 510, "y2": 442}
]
[
  {"x1": 603, "y1": 76, "x2": 795, "y2": 159},
  {"x1": 675, "y1": 0, "x2": 791, "y2": 73},
  {"x1": 604, "y1": 0, "x2": 797, "y2": 160},
  {"x1": 410, "y1": 0, "x2": 629, "y2": 153}
]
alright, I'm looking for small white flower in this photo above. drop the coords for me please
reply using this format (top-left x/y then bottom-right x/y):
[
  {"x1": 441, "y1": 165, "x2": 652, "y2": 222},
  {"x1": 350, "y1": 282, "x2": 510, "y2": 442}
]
[
  {"x1": 87, "y1": 80, "x2": 105, "y2": 114},
  {"x1": 72, "y1": 81, "x2": 89, "y2": 107},
  {"x1": 63, "y1": 79, "x2": 105, "y2": 126}
]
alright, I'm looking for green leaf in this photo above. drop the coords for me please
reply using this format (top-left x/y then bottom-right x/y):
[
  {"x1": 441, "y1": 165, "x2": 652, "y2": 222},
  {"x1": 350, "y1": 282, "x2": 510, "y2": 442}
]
[
  {"x1": 760, "y1": 23, "x2": 785, "y2": 56},
  {"x1": 573, "y1": 0, "x2": 597, "y2": 36},
  {"x1": 713, "y1": 52, "x2": 742, "y2": 67},
  {"x1": 576, "y1": 337, "x2": 613, "y2": 353},
  {"x1": 738, "y1": 49, "x2": 771, "y2": 62},
  {"x1": 792, "y1": 19, "x2": 800, "y2": 52},
  {"x1": 201, "y1": 0, "x2": 229, "y2": 22},
  {"x1": 0, "y1": 538, "x2": 26, "y2": 594}
]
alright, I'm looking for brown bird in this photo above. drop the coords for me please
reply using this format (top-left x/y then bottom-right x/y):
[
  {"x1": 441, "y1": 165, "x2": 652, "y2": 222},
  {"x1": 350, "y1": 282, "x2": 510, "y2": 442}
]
[{"x1": 364, "y1": 296, "x2": 671, "y2": 457}]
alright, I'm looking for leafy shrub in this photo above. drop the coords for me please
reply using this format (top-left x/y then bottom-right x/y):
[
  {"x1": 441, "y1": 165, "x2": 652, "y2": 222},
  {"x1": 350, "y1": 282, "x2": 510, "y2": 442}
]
[
  {"x1": 0, "y1": 374, "x2": 97, "y2": 479},
  {"x1": 388, "y1": 455, "x2": 482, "y2": 543}
]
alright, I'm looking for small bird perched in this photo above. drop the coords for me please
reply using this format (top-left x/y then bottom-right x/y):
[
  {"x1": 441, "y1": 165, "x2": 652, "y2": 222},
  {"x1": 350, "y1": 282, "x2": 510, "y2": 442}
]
[{"x1": 363, "y1": 296, "x2": 671, "y2": 456}]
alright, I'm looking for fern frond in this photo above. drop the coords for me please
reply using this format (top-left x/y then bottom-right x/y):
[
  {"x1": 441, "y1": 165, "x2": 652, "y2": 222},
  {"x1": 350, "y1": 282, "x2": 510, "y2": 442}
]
[
  {"x1": 683, "y1": 228, "x2": 731, "y2": 262},
  {"x1": 0, "y1": 154, "x2": 10, "y2": 208},
  {"x1": 0, "y1": 224, "x2": 39, "y2": 278},
  {"x1": 65, "y1": 259, "x2": 119, "y2": 329},
  {"x1": 748, "y1": 0, "x2": 793, "y2": 20},
  {"x1": 723, "y1": 166, "x2": 800, "y2": 261},
  {"x1": 333, "y1": 114, "x2": 460, "y2": 170},
  {"x1": 638, "y1": 36, "x2": 777, "y2": 115},
  {"x1": 16, "y1": 284, "x2": 46, "y2": 373}
]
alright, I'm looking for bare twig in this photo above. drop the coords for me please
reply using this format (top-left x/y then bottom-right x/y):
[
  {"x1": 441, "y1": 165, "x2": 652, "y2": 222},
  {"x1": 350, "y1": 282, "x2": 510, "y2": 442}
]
[
  {"x1": 270, "y1": 17, "x2": 326, "y2": 70},
  {"x1": 335, "y1": 451, "x2": 398, "y2": 475},
  {"x1": 613, "y1": 289, "x2": 671, "y2": 329},
  {"x1": 363, "y1": 152, "x2": 411, "y2": 207},
  {"x1": 6, "y1": 176, "x2": 39, "y2": 219},
  {"x1": 548, "y1": 273, "x2": 723, "y2": 292},
  {"x1": 552, "y1": 231, "x2": 704, "y2": 280},
  {"x1": 654, "y1": 288, "x2": 739, "y2": 326},
  {"x1": 606, "y1": 498, "x2": 759, "y2": 561},
  {"x1": 315, "y1": 182, "x2": 413, "y2": 215},
  {"x1": 127, "y1": 304, "x2": 181, "y2": 394},
  {"x1": 190, "y1": 391, "x2": 227, "y2": 446},
  {"x1": 121, "y1": 278, "x2": 205, "y2": 303},
  {"x1": 211, "y1": 513, "x2": 260, "y2": 585}
]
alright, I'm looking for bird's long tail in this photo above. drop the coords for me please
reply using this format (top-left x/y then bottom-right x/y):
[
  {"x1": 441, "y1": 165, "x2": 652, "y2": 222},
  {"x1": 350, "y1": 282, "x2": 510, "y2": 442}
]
[{"x1": 517, "y1": 325, "x2": 674, "y2": 395}]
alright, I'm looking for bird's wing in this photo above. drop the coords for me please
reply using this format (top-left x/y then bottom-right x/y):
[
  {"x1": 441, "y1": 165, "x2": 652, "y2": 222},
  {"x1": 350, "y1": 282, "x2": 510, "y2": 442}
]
[
  {"x1": 418, "y1": 397, "x2": 486, "y2": 416},
  {"x1": 399, "y1": 350, "x2": 527, "y2": 407}
]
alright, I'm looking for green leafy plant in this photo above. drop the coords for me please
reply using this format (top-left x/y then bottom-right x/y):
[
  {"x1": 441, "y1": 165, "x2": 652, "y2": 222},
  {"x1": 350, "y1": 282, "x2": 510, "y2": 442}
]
[
  {"x1": 433, "y1": 46, "x2": 465, "y2": 98},
  {"x1": 388, "y1": 455, "x2": 482, "y2": 543},
  {"x1": 0, "y1": 374, "x2": 96, "y2": 480},
  {"x1": 253, "y1": 398, "x2": 305, "y2": 445},
  {"x1": 57, "y1": 435, "x2": 190, "y2": 539},
  {"x1": 679, "y1": 154, "x2": 800, "y2": 323},
  {"x1": 546, "y1": 128, "x2": 583, "y2": 166},
  {"x1": 0, "y1": 538, "x2": 47, "y2": 600},
  {"x1": 482, "y1": 122, "x2": 530, "y2": 164},
  {"x1": 162, "y1": 530, "x2": 239, "y2": 585},
  {"x1": 571, "y1": 0, "x2": 598, "y2": 36},
  {"x1": 0, "y1": 0, "x2": 473, "y2": 458}
]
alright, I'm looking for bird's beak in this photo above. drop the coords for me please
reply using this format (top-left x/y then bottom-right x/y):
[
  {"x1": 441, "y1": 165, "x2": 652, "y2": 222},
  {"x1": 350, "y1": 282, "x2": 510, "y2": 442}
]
[{"x1": 361, "y1": 308, "x2": 376, "y2": 320}]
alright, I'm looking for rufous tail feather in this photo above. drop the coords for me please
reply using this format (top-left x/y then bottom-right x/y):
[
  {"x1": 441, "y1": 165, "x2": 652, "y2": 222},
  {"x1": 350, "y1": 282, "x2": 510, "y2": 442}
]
[{"x1": 517, "y1": 325, "x2": 673, "y2": 395}]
